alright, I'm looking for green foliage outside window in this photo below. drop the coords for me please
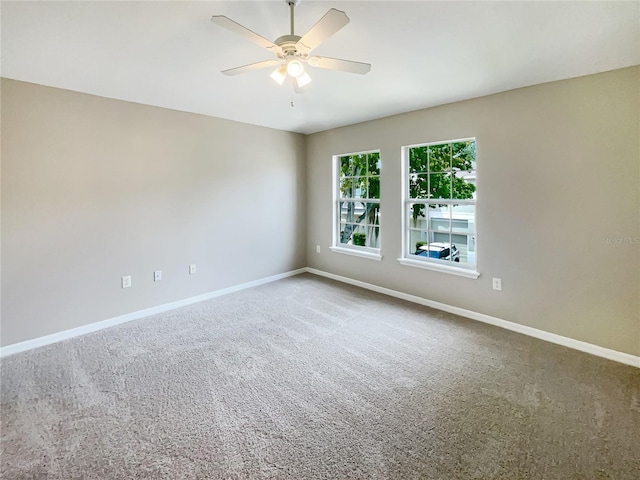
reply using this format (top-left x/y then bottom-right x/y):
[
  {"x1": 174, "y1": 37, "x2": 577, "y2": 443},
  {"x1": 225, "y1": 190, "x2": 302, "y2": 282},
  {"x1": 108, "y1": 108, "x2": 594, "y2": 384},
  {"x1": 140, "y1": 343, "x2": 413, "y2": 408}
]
[
  {"x1": 339, "y1": 152, "x2": 380, "y2": 247},
  {"x1": 409, "y1": 140, "x2": 476, "y2": 224},
  {"x1": 352, "y1": 232, "x2": 366, "y2": 246}
]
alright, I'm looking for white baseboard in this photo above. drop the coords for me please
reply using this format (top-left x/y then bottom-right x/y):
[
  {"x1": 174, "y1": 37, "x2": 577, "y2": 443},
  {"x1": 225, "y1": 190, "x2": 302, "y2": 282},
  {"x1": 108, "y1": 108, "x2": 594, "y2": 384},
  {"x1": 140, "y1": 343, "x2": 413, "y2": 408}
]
[
  {"x1": 306, "y1": 268, "x2": 640, "y2": 368},
  {"x1": 3, "y1": 266, "x2": 638, "y2": 368},
  {"x1": 0, "y1": 268, "x2": 307, "y2": 358}
]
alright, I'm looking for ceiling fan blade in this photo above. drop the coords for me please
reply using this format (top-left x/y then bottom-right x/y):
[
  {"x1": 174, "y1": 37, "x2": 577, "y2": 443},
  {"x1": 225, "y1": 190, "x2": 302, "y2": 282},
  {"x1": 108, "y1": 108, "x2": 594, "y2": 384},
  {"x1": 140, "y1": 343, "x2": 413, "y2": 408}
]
[
  {"x1": 308, "y1": 56, "x2": 371, "y2": 75},
  {"x1": 297, "y1": 9, "x2": 349, "y2": 52},
  {"x1": 211, "y1": 16, "x2": 282, "y2": 55},
  {"x1": 222, "y1": 59, "x2": 280, "y2": 76}
]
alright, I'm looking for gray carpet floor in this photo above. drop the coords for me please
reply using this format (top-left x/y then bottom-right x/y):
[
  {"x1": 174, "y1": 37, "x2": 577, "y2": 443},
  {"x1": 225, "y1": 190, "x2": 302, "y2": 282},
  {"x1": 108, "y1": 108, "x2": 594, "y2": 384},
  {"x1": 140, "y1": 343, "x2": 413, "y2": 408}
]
[{"x1": 1, "y1": 273, "x2": 639, "y2": 479}]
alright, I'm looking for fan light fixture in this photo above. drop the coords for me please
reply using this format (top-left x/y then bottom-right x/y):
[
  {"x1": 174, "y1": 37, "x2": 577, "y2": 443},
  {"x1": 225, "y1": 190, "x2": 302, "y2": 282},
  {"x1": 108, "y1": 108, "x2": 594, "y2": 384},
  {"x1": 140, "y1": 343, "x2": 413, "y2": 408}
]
[
  {"x1": 286, "y1": 59, "x2": 304, "y2": 77},
  {"x1": 212, "y1": 0, "x2": 371, "y2": 91},
  {"x1": 270, "y1": 65, "x2": 288, "y2": 85},
  {"x1": 296, "y1": 71, "x2": 312, "y2": 88},
  {"x1": 270, "y1": 57, "x2": 312, "y2": 87},
  {"x1": 270, "y1": 58, "x2": 312, "y2": 87}
]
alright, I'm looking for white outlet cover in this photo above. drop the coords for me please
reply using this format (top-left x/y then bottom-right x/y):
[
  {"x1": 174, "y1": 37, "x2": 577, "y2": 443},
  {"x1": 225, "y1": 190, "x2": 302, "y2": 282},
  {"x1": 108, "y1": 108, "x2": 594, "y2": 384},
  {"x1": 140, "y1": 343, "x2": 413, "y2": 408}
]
[
  {"x1": 189, "y1": 264, "x2": 196, "y2": 274},
  {"x1": 154, "y1": 271, "x2": 162, "y2": 282},
  {"x1": 122, "y1": 275, "x2": 132, "y2": 288}
]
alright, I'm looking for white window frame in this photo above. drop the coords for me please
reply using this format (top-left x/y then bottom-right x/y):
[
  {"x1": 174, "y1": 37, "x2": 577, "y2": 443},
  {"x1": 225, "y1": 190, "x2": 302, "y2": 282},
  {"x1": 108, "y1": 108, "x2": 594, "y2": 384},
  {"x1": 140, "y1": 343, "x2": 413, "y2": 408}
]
[
  {"x1": 398, "y1": 138, "x2": 479, "y2": 279},
  {"x1": 331, "y1": 150, "x2": 382, "y2": 261}
]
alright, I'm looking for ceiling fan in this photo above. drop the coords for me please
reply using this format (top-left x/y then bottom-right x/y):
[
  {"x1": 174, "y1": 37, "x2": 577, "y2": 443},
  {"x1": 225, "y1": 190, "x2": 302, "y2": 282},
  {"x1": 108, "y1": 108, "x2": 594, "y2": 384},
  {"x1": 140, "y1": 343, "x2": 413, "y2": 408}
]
[{"x1": 211, "y1": 0, "x2": 371, "y2": 90}]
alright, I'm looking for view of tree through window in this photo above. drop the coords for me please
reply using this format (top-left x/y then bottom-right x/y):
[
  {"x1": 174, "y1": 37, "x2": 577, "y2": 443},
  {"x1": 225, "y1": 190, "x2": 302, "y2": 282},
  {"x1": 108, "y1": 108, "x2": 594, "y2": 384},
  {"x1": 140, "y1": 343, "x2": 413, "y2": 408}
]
[
  {"x1": 406, "y1": 139, "x2": 476, "y2": 266},
  {"x1": 336, "y1": 151, "x2": 381, "y2": 250}
]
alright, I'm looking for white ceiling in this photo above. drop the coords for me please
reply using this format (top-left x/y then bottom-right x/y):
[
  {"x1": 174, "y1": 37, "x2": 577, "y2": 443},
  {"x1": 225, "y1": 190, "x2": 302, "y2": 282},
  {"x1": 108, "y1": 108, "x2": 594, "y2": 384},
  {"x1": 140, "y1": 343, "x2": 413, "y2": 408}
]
[{"x1": 2, "y1": 1, "x2": 639, "y2": 134}]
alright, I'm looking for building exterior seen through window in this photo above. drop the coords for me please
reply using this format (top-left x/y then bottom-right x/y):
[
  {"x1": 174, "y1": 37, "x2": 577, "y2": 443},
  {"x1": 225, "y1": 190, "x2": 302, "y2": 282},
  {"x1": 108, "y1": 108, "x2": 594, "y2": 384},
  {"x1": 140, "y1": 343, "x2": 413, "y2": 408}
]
[
  {"x1": 336, "y1": 151, "x2": 381, "y2": 251},
  {"x1": 405, "y1": 139, "x2": 476, "y2": 267}
]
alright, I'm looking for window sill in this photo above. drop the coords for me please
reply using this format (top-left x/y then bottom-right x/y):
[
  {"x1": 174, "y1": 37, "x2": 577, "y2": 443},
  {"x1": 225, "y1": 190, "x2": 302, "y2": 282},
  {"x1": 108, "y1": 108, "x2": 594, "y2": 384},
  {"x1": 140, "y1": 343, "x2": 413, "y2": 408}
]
[
  {"x1": 397, "y1": 257, "x2": 480, "y2": 279},
  {"x1": 330, "y1": 246, "x2": 383, "y2": 261}
]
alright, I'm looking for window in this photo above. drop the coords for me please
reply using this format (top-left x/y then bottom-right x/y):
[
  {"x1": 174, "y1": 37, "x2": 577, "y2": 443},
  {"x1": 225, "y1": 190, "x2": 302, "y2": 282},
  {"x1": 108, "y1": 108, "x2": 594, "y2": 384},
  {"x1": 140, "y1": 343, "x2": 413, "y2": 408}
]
[
  {"x1": 331, "y1": 150, "x2": 381, "y2": 260},
  {"x1": 399, "y1": 139, "x2": 478, "y2": 278}
]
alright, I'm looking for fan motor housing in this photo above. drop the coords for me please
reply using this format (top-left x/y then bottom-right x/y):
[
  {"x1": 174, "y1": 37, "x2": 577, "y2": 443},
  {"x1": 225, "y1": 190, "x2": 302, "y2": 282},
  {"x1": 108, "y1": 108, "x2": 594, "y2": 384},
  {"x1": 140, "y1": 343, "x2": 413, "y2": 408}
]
[
  {"x1": 275, "y1": 35, "x2": 301, "y2": 46},
  {"x1": 275, "y1": 35, "x2": 308, "y2": 58}
]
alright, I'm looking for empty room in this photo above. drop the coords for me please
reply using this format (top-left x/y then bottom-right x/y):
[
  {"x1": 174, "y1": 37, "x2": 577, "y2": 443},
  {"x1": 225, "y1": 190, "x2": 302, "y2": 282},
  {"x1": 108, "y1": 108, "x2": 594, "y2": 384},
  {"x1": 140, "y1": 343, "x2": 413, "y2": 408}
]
[{"x1": 1, "y1": 1, "x2": 639, "y2": 479}]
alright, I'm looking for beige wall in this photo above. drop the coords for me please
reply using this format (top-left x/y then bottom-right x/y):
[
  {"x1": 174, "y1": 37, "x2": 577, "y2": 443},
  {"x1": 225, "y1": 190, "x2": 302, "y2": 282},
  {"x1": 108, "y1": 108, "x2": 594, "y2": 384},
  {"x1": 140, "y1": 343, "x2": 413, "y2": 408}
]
[
  {"x1": 2, "y1": 68, "x2": 639, "y2": 357},
  {"x1": 306, "y1": 67, "x2": 640, "y2": 357},
  {"x1": 1, "y1": 79, "x2": 306, "y2": 346}
]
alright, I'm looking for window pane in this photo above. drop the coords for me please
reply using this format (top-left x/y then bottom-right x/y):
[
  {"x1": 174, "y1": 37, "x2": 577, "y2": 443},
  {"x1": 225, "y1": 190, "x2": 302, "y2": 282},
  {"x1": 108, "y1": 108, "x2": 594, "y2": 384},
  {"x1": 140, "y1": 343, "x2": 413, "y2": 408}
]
[
  {"x1": 451, "y1": 141, "x2": 475, "y2": 172},
  {"x1": 368, "y1": 154, "x2": 381, "y2": 175},
  {"x1": 339, "y1": 201, "x2": 358, "y2": 224},
  {"x1": 428, "y1": 144, "x2": 451, "y2": 173},
  {"x1": 451, "y1": 204, "x2": 475, "y2": 236},
  {"x1": 428, "y1": 173, "x2": 451, "y2": 199},
  {"x1": 339, "y1": 223, "x2": 350, "y2": 244},
  {"x1": 451, "y1": 205, "x2": 475, "y2": 265},
  {"x1": 353, "y1": 178, "x2": 367, "y2": 198},
  {"x1": 409, "y1": 146, "x2": 428, "y2": 173},
  {"x1": 409, "y1": 173, "x2": 428, "y2": 199},
  {"x1": 408, "y1": 204, "x2": 427, "y2": 229},
  {"x1": 414, "y1": 239, "x2": 457, "y2": 261},
  {"x1": 368, "y1": 177, "x2": 380, "y2": 199},
  {"x1": 339, "y1": 178, "x2": 355, "y2": 198},
  {"x1": 340, "y1": 222, "x2": 362, "y2": 245},
  {"x1": 352, "y1": 223, "x2": 367, "y2": 246},
  {"x1": 352, "y1": 154, "x2": 367, "y2": 176},
  {"x1": 339, "y1": 200, "x2": 348, "y2": 217},
  {"x1": 451, "y1": 171, "x2": 476, "y2": 200},
  {"x1": 433, "y1": 232, "x2": 451, "y2": 244},
  {"x1": 409, "y1": 230, "x2": 429, "y2": 254},
  {"x1": 452, "y1": 234, "x2": 470, "y2": 264},
  {"x1": 340, "y1": 156, "x2": 353, "y2": 176},
  {"x1": 429, "y1": 205, "x2": 451, "y2": 235},
  {"x1": 432, "y1": 233, "x2": 454, "y2": 262},
  {"x1": 365, "y1": 203, "x2": 381, "y2": 226},
  {"x1": 366, "y1": 227, "x2": 380, "y2": 249}
]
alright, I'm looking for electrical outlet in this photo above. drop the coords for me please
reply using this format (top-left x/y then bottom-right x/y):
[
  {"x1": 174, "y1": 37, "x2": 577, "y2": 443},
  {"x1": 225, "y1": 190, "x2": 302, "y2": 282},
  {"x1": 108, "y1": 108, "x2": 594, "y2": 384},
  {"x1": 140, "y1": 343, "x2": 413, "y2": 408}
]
[
  {"x1": 189, "y1": 264, "x2": 197, "y2": 275},
  {"x1": 316, "y1": 244, "x2": 321, "y2": 253},
  {"x1": 492, "y1": 277, "x2": 502, "y2": 291},
  {"x1": 122, "y1": 275, "x2": 132, "y2": 288},
  {"x1": 154, "y1": 271, "x2": 162, "y2": 282}
]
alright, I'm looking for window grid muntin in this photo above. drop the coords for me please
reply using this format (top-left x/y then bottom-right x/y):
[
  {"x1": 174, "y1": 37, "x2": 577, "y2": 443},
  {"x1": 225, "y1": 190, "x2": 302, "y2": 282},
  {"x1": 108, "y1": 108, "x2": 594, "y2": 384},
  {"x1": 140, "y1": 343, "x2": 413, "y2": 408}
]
[
  {"x1": 335, "y1": 150, "x2": 381, "y2": 251},
  {"x1": 404, "y1": 138, "x2": 476, "y2": 267}
]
